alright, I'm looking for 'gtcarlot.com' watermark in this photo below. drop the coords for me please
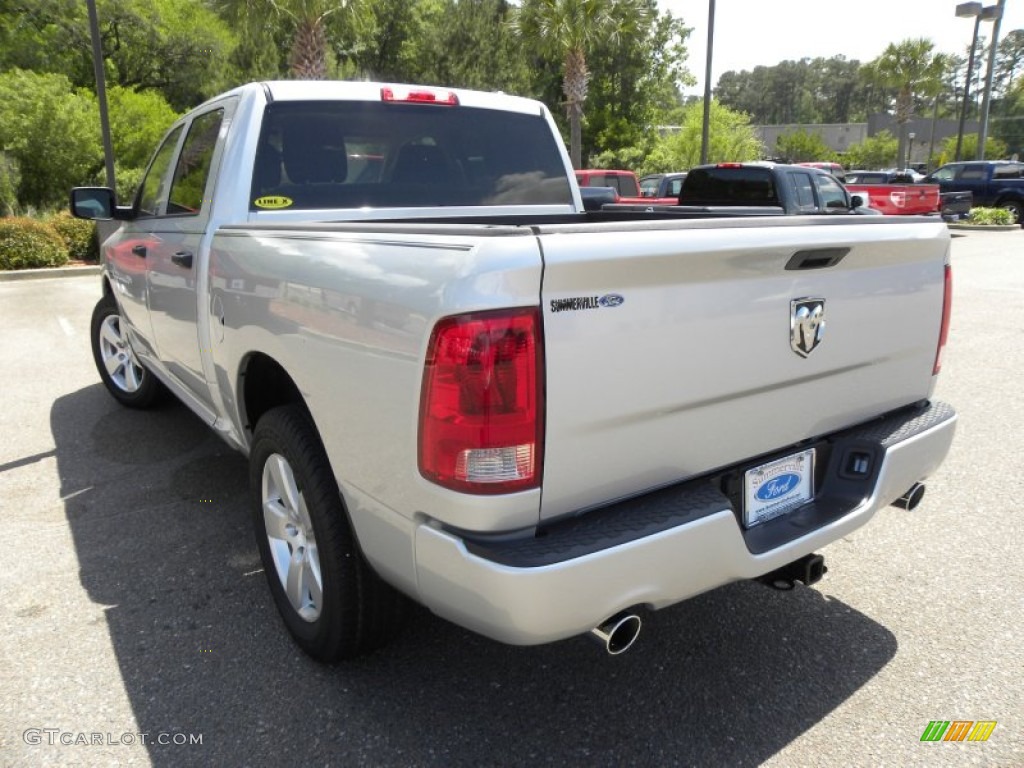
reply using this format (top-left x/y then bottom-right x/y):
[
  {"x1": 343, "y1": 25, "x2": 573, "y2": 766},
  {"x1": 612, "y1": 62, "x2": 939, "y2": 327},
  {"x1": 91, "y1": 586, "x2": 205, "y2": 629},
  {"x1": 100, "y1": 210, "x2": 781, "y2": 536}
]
[{"x1": 24, "y1": 728, "x2": 203, "y2": 747}]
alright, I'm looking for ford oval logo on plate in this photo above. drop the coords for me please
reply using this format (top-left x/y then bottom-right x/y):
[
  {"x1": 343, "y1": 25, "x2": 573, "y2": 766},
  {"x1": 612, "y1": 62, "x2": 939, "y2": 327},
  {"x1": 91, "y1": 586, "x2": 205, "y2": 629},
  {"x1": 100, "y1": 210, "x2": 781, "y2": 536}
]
[
  {"x1": 755, "y1": 472, "x2": 801, "y2": 501},
  {"x1": 744, "y1": 449, "x2": 814, "y2": 528},
  {"x1": 598, "y1": 293, "x2": 624, "y2": 308}
]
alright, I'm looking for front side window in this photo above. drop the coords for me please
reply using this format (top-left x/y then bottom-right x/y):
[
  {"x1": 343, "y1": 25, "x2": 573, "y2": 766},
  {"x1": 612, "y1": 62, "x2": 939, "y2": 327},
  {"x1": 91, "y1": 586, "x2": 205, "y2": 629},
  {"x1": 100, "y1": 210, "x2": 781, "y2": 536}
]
[
  {"x1": 816, "y1": 175, "x2": 849, "y2": 209},
  {"x1": 250, "y1": 101, "x2": 573, "y2": 210},
  {"x1": 137, "y1": 126, "x2": 183, "y2": 217},
  {"x1": 167, "y1": 109, "x2": 224, "y2": 215}
]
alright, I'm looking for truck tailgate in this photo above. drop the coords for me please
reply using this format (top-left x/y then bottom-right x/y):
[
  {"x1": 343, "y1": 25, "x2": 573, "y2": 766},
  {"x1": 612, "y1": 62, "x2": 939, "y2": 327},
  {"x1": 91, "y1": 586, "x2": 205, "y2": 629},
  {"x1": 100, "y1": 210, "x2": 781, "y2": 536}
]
[{"x1": 536, "y1": 217, "x2": 950, "y2": 520}]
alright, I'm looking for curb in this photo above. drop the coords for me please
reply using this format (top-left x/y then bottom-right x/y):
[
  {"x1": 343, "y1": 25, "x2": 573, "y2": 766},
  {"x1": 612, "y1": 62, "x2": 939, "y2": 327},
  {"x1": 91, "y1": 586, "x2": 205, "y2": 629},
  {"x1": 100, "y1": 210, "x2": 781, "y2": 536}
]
[
  {"x1": 0, "y1": 264, "x2": 102, "y2": 282},
  {"x1": 947, "y1": 223, "x2": 1020, "y2": 232}
]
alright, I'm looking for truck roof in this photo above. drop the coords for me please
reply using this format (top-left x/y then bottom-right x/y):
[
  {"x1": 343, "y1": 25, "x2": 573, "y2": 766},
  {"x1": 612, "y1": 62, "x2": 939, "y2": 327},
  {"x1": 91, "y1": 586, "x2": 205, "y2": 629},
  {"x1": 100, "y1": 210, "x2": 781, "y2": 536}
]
[{"x1": 206, "y1": 80, "x2": 549, "y2": 118}]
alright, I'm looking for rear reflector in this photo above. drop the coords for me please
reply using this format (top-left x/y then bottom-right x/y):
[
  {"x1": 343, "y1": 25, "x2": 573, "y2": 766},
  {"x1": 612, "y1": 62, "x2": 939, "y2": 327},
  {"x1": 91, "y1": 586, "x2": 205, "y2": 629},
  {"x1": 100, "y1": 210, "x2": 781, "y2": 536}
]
[
  {"x1": 419, "y1": 308, "x2": 543, "y2": 494},
  {"x1": 934, "y1": 264, "x2": 952, "y2": 374},
  {"x1": 380, "y1": 86, "x2": 459, "y2": 106}
]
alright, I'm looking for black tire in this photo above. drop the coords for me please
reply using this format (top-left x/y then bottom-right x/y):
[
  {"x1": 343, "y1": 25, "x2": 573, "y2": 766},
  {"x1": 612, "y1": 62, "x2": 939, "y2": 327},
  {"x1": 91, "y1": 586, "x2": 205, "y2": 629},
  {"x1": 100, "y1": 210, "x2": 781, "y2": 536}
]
[
  {"x1": 90, "y1": 293, "x2": 163, "y2": 408},
  {"x1": 249, "y1": 405, "x2": 408, "y2": 661}
]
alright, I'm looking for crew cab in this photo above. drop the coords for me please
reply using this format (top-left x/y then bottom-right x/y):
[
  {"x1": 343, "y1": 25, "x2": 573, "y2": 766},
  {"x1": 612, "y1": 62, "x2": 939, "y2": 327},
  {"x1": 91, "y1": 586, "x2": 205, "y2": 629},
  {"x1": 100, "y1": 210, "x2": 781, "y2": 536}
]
[
  {"x1": 574, "y1": 168, "x2": 649, "y2": 204},
  {"x1": 71, "y1": 81, "x2": 956, "y2": 662},
  {"x1": 678, "y1": 162, "x2": 875, "y2": 215},
  {"x1": 923, "y1": 160, "x2": 1024, "y2": 225},
  {"x1": 639, "y1": 172, "x2": 688, "y2": 204}
]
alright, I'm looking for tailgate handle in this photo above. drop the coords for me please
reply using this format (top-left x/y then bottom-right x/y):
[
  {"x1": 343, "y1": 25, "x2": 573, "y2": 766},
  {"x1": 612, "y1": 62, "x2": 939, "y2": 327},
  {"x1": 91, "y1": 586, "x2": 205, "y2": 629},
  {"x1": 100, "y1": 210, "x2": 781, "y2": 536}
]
[{"x1": 785, "y1": 247, "x2": 849, "y2": 271}]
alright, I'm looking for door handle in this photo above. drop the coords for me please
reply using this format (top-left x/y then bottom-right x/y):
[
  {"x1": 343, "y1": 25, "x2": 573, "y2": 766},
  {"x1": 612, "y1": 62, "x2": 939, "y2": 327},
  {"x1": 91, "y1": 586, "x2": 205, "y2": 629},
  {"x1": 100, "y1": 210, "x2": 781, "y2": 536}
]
[
  {"x1": 171, "y1": 251, "x2": 194, "y2": 269},
  {"x1": 131, "y1": 244, "x2": 147, "y2": 258}
]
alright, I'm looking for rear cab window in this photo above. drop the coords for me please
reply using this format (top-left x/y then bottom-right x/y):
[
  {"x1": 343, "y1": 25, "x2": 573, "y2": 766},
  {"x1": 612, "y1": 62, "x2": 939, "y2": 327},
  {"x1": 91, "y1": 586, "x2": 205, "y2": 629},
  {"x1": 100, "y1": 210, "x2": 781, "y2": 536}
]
[
  {"x1": 679, "y1": 167, "x2": 777, "y2": 205},
  {"x1": 250, "y1": 101, "x2": 573, "y2": 211}
]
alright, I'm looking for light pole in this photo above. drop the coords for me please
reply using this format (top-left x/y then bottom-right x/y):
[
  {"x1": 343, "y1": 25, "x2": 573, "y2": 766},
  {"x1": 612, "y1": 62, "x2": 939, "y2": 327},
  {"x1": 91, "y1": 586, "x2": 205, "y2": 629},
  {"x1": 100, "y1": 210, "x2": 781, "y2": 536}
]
[
  {"x1": 86, "y1": 0, "x2": 115, "y2": 189},
  {"x1": 908, "y1": 132, "x2": 916, "y2": 168},
  {"x1": 954, "y1": 3, "x2": 996, "y2": 162},
  {"x1": 700, "y1": 0, "x2": 716, "y2": 165},
  {"x1": 977, "y1": 0, "x2": 1006, "y2": 159}
]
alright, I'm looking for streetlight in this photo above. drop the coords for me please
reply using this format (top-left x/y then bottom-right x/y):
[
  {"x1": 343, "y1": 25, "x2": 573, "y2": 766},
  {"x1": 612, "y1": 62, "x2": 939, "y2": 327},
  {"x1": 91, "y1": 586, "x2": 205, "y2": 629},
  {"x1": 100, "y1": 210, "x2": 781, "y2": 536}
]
[
  {"x1": 700, "y1": 0, "x2": 716, "y2": 165},
  {"x1": 977, "y1": 0, "x2": 1006, "y2": 160},
  {"x1": 954, "y1": 2, "x2": 999, "y2": 162},
  {"x1": 908, "y1": 132, "x2": 916, "y2": 167}
]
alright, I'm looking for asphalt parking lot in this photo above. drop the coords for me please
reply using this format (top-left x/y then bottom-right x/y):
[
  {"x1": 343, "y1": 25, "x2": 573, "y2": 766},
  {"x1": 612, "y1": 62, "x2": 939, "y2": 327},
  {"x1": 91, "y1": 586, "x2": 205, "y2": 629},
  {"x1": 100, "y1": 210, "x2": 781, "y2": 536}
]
[{"x1": 0, "y1": 229, "x2": 1021, "y2": 768}]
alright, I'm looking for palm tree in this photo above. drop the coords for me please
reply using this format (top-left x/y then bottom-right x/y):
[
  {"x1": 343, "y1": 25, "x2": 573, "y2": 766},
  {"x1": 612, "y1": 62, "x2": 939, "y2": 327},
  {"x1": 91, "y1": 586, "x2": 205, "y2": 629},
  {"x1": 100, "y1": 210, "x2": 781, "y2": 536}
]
[
  {"x1": 514, "y1": 0, "x2": 649, "y2": 168},
  {"x1": 863, "y1": 39, "x2": 946, "y2": 169},
  {"x1": 215, "y1": 0, "x2": 356, "y2": 79}
]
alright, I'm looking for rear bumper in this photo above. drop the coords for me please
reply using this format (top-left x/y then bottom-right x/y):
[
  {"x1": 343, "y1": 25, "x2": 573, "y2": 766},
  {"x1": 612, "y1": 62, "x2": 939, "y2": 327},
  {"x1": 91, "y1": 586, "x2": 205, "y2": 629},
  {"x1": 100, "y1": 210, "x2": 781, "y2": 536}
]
[{"x1": 413, "y1": 401, "x2": 956, "y2": 645}]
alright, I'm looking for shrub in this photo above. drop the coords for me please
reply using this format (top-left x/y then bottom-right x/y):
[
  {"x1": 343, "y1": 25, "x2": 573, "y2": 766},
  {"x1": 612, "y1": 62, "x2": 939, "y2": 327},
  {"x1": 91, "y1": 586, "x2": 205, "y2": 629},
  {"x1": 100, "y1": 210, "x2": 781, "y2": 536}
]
[
  {"x1": 46, "y1": 211, "x2": 99, "y2": 261},
  {"x1": 966, "y1": 207, "x2": 1015, "y2": 226},
  {"x1": 0, "y1": 217, "x2": 69, "y2": 270}
]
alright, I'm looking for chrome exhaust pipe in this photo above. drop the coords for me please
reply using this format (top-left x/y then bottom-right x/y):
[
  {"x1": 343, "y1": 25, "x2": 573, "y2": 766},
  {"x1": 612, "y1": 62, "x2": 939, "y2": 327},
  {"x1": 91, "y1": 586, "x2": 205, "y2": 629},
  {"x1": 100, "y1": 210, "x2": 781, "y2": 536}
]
[
  {"x1": 589, "y1": 612, "x2": 641, "y2": 655},
  {"x1": 892, "y1": 482, "x2": 926, "y2": 511}
]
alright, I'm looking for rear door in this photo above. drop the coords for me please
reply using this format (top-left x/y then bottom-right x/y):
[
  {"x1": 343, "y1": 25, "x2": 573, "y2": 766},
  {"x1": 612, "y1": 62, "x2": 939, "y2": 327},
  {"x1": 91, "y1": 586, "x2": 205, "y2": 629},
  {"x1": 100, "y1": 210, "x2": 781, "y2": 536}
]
[
  {"x1": 144, "y1": 105, "x2": 230, "y2": 407},
  {"x1": 536, "y1": 217, "x2": 949, "y2": 520}
]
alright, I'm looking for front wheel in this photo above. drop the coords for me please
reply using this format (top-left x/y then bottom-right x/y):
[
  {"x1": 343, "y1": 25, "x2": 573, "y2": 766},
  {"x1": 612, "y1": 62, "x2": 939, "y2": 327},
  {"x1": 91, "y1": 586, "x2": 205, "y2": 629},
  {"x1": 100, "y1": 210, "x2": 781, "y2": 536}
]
[
  {"x1": 90, "y1": 293, "x2": 162, "y2": 408},
  {"x1": 249, "y1": 405, "x2": 407, "y2": 661}
]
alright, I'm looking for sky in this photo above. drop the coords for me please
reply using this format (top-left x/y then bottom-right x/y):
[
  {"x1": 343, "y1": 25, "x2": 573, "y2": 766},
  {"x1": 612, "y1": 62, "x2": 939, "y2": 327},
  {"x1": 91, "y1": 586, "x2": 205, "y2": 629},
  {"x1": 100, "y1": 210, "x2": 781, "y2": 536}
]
[{"x1": 660, "y1": 0, "x2": 1024, "y2": 95}]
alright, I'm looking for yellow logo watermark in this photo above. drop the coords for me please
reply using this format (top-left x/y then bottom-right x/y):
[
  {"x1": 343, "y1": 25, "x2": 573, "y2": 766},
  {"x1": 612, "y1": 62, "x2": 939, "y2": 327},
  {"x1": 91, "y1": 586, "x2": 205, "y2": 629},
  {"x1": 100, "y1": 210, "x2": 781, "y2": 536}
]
[{"x1": 920, "y1": 720, "x2": 997, "y2": 742}]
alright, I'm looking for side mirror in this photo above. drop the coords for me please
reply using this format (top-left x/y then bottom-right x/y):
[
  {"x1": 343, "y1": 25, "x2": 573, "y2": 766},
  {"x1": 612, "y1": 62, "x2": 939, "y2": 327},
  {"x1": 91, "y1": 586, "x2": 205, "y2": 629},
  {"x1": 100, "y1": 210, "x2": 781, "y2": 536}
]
[
  {"x1": 849, "y1": 194, "x2": 865, "y2": 209},
  {"x1": 70, "y1": 187, "x2": 128, "y2": 221}
]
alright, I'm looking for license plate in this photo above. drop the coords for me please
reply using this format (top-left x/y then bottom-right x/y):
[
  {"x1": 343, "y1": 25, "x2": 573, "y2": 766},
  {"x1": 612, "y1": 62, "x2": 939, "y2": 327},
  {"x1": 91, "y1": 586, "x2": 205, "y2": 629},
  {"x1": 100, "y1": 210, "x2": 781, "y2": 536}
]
[{"x1": 743, "y1": 449, "x2": 815, "y2": 528}]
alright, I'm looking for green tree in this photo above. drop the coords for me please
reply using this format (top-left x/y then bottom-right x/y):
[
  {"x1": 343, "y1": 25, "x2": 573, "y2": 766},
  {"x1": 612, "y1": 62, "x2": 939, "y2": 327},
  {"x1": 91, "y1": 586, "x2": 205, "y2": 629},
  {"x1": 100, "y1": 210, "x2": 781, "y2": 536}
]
[
  {"x1": 107, "y1": 86, "x2": 180, "y2": 169},
  {"x1": 842, "y1": 130, "x2": 898, "y2": 169},
  {"x1": 862, "y1": 39, "x2": 946, "y2": 167},
  {"x1": 638, "y1": 100, "x2": 763, "y2": 174},
  {"x1": 513, "y1": 0, "x2": 651, "y2": 168},
  {"x1": 0, "y1": 69, "x2": 100, "y2": 210},
  {"x1": 407, "y1": 0, "x2": 532, "y2": 93},
  {"x1": 775, "y1": 129, "x2": 836, "y2": 163},
  {"x1": 582, "y1": 3, "x2": 691, "y2": 160},
  {"x1": 1, "y1": 0, "x2": 235, "y2": 111},
  {"x1": 937, "y1": 133, "x2": 1008, "y2": 165},
  {"x1": 213, "y1": 0, "x2": 359, "y2": 80}
]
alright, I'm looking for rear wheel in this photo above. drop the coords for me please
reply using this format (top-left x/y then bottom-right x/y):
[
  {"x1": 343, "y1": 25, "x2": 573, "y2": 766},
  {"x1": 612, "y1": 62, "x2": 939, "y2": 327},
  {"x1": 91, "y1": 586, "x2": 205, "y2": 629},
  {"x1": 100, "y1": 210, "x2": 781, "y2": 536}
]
[
  {"x1": 90, "y1": 293, "x2": 162, "y2": 408},
  {"x1": 249, "y1": 405, "x2": 407, "y2": 661},
  {"x1": 998, "y1": 199, "x2": 1023, "y2": 225}
]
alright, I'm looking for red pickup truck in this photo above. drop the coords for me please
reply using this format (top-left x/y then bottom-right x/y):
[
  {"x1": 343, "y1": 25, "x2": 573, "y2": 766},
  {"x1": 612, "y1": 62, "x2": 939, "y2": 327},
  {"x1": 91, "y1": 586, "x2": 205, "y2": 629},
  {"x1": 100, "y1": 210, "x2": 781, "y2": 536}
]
[
  {"x1": 843, "y1": 170, "x2": 941, "y2": 216},
  {"x1": 574, "y1": 169, "x2": 654, "y2": 205}
]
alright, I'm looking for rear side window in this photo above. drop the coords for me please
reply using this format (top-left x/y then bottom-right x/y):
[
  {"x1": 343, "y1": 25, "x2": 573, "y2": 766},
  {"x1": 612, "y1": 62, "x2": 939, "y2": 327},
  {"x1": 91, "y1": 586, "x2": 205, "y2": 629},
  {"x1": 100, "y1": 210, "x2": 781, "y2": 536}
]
[
  {"x1": 993, "y1": 164, "x2": 1024, "y2": 179},
  {"x1": 167, "y1": 109, "x2": 224, "y2": 215},
  {"x1": 958, "y1": 165, "x2": 988, "y2": 180},
  {"x1": 679, "y1": 168, "x2": 777, "y2": 205},
  {"x1": 787, "y1": 171, "x2": 817, "y2": 211},
  {"x1": 250, "y1": 101, "x2": 573, "y2": 210}
]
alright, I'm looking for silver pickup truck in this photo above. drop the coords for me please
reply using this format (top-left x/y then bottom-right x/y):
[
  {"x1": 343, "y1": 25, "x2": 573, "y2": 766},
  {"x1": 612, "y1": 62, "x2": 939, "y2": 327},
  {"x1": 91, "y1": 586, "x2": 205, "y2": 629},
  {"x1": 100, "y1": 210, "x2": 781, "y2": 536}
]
[{"x1": 73, "y1": 81, "x2": 957, "y2": 661}]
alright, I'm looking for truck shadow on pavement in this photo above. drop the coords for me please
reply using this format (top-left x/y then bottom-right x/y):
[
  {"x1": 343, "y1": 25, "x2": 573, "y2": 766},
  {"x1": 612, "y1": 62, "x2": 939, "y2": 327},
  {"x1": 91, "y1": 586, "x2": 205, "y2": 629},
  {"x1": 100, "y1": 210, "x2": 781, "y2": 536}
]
[{"x1": 52, "y1": 385, "x2": 897, "y2": 768}]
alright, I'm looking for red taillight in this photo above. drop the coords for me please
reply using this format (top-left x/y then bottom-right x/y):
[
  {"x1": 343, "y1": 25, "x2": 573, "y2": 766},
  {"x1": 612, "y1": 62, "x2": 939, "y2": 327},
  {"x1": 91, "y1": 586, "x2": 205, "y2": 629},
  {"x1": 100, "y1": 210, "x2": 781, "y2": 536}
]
[
  {"x1": 419, "y1": 308, "x2": 544, "y2": 494},
  {"x1": 934, "y1": 264, "x2": 953, "y2": 374},
  {"x1": 716, "y1": 163, "x2": 743, "y2": 168},
  {"x1": 380, "y1": 86, "x2": 459, "y2": 106}
]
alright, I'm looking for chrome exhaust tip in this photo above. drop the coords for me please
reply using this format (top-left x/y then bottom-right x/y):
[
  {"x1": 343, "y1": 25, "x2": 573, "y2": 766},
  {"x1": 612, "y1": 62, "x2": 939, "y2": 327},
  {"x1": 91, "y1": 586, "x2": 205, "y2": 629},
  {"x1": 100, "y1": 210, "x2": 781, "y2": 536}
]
[
  {"x1": 589, "y1": 612, "x2": 642, "y2": 655},
  {"x1": 892, "y1": 482, "x2": 926, "y2": 511}
]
